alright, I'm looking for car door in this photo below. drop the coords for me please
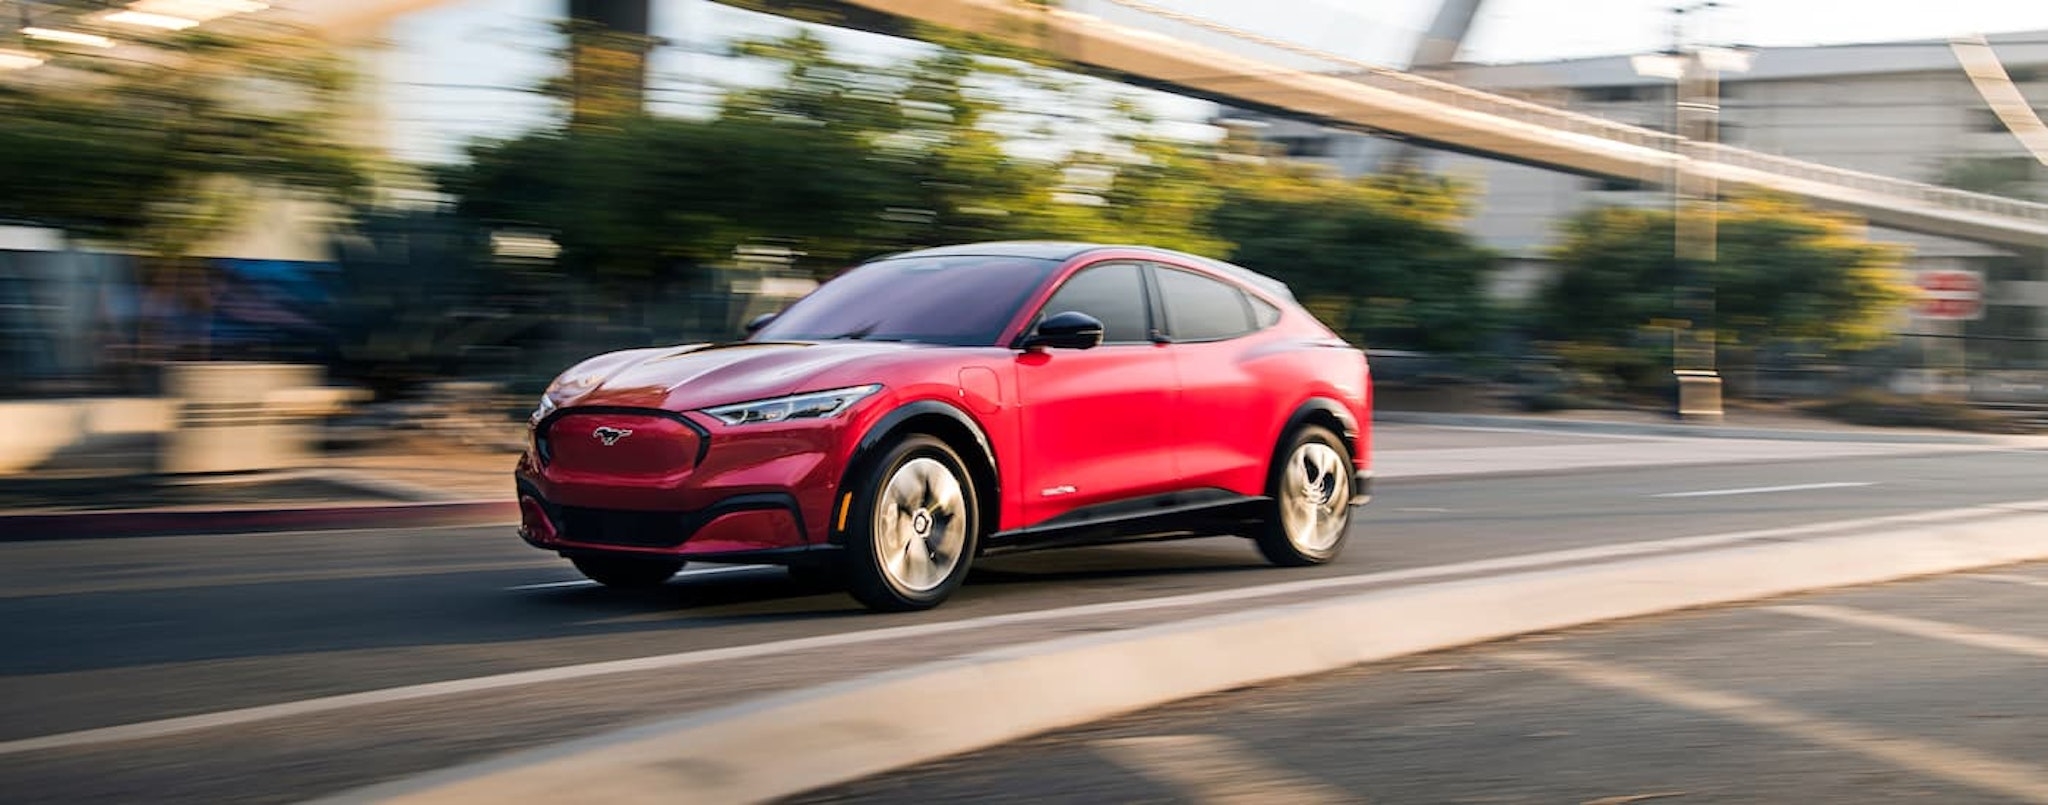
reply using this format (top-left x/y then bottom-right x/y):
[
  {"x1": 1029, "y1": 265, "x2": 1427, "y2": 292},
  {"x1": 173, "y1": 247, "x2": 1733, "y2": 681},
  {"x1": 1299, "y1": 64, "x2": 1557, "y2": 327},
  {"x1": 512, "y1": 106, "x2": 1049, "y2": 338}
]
[
  {"x1": 1014, "y1": 261, "x2": 1180, "y2": 525},
  {"x1": 1153, "y1": 263, "x2": 1277, "y2": 495}
]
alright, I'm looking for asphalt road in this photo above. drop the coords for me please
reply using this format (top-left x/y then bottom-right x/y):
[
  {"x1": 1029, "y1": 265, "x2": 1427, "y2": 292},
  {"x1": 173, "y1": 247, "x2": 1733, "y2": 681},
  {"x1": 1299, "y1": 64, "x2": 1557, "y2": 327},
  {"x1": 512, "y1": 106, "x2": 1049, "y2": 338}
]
[
  {"x1": 805, "y1": 561, "x2": 2048, "y2": 804},
  {"x1": 3, "y1": 428, "x2": 2045, "y2": 802}
]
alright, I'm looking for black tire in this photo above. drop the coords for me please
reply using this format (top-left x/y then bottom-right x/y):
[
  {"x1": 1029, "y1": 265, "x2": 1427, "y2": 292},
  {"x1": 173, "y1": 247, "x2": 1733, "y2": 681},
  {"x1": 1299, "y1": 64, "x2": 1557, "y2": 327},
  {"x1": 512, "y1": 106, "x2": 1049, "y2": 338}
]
[
  {"x1": 571, "y1": 555, "x2": 683, "y2": 589},
  {"x1": 841, "y1": 434, "x2": 981, "y2": 612},
  {"x1": 1254, "y1": 424, "x2": 1355, "y2": 567}
]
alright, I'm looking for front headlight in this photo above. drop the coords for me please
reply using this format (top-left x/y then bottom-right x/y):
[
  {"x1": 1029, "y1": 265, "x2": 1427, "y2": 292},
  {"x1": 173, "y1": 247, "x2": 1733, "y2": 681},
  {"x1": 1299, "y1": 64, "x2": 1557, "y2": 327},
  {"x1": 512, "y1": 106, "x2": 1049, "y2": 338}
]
[
  {"x1": 530, "y1": 394, "x2": 559, "y2": 426},
  {"x1": 703, "y1": 385, "x2": 882, "y2": 426}
]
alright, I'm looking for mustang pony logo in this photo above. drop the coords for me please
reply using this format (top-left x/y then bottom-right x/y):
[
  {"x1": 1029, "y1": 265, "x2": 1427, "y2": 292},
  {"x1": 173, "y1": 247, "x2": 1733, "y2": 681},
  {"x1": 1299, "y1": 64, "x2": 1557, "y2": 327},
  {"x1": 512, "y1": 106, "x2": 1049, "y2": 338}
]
[{"x1": 592, "y1": 426, "x2": 634, "y2": 446}]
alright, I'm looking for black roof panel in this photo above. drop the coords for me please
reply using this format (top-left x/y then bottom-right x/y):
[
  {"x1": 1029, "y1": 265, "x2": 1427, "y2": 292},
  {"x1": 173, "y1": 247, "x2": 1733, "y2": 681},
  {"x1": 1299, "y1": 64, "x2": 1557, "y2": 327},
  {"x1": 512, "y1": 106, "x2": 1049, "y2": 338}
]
[{"x1": 878, "y1": 241, "x2": 1295, "y2": 301}]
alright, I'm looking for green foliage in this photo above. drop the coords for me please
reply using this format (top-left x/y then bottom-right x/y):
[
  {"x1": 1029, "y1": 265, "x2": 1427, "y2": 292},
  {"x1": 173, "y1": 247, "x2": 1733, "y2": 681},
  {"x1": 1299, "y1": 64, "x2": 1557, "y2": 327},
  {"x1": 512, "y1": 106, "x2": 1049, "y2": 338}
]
[
  {"x1": 1535, "y1": 195, "x2": 1912, "y2": 386},
  {"x1": 441, "y1": 31, "x2": 1502, "y2": 355},
  {"x1": 0, "y1": 92, "x2": 176, "y2": 239},
  {"x1": 0, "y1": 24, "x2": 367, "y2": 250},
  {"x1": 1712, "y1": 196, "x2": 1912, "y2": 351},
  {"x1": 1933, "y1": 156, "x2": 2041, "y2": 201},
  {"x1": 1212, "y1": 167, "x2": 1498, "y2": 353},
  {"x1": 1806, "y1": 388, "x2": 2031, "y2": 434},
  {"x1": 447, "y1": 31, "x2": 1122, "y2": 280},
  {"x1": 443, "y1": 116, "x2": 893, "y2": 283}
]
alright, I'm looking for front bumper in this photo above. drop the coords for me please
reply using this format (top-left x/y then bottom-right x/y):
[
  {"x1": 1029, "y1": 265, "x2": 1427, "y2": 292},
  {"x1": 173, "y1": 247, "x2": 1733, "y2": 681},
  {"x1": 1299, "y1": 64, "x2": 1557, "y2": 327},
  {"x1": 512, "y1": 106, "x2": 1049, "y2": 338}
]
[
  {"x1": 516, "y1": 405, "x2": 856, "y2": 558},
  {"x1": 517, "y1": 483, "x2": 819, "y2": 560}
]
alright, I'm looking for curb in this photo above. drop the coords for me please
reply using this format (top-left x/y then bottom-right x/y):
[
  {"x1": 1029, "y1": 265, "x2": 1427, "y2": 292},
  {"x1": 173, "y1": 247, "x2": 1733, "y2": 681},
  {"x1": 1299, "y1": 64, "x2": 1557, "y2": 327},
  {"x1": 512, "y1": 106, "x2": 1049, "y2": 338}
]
[
  {"x1": 1375, "y1": 410, "x2": 2005, "y2": 445},
  {"x1": 0, "y1": 499, "x2": 518, "y2": 541},
  {"x1": 326, "y1": 510, "x2": 2048, "y2": 805},
  {"x1": 1375, "y1": 445, "x2": 1999, "y2": 486}
]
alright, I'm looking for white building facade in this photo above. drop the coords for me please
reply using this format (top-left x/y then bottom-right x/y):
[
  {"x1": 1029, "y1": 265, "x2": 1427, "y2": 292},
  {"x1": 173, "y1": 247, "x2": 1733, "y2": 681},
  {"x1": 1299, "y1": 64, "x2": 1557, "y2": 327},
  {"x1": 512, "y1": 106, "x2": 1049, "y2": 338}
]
[{"x1": 1224, "y1": 31, "x2": 2048, "y2": 356}]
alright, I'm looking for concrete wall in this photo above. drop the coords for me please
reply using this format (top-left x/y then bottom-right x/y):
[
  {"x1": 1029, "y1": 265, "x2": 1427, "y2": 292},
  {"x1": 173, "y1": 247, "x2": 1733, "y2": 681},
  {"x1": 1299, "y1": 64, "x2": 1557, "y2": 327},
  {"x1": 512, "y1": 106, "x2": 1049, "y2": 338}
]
[{"x1": 0, "y1": 398, "x2": 176, "y2": 475}]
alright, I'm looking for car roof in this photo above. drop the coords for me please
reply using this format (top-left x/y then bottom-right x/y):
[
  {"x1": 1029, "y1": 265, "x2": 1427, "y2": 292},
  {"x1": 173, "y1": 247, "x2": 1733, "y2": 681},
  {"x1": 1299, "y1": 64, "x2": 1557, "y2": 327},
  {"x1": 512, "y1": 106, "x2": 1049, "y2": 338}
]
[{"x1": 875, "y1": 241, "x2": 1297, "y2": 301}]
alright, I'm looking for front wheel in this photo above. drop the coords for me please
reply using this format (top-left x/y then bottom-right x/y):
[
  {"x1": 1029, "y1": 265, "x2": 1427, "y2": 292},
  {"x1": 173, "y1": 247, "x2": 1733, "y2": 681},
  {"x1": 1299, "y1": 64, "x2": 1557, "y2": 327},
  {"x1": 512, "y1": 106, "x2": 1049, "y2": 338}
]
[
  {"x1": 1254, "y1": 424, "x2": 1354, "y2": 567},
  {"x1": 571, "y1": 555, "x2": 683, "y2": 589},
  {"x1": 841, "y1": 434, "x2": 980, "y2": 612}
]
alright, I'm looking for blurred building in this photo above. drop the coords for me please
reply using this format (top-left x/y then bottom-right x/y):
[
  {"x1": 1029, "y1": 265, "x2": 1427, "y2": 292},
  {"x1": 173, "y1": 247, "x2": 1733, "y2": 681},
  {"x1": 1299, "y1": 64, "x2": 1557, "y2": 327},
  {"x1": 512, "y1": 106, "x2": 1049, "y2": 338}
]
[{"x1": 1220, "y1": 30, "x2": 2048, "y2": 348}]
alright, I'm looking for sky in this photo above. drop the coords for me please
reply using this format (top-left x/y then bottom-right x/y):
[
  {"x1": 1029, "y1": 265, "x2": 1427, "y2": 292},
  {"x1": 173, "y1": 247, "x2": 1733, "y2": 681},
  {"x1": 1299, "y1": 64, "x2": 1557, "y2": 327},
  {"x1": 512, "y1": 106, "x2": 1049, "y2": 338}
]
[{"x1": 380, "y1": 0, "x2": 2048, "y2": 163}]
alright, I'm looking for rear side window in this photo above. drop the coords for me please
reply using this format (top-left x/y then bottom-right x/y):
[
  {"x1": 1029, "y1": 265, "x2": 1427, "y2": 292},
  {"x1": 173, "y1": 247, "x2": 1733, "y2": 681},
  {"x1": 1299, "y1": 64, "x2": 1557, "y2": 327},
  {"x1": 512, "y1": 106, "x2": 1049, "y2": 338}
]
[
  {"x1": 1250, "y1": 296, "x2": 1282, "y2": 327},
  {"x1": 1039, "y1": 262, "x2": 1151, "y2": 344},
  {"x1": 1157, "y1": 266, "x2": 1256, "y2": 342}
]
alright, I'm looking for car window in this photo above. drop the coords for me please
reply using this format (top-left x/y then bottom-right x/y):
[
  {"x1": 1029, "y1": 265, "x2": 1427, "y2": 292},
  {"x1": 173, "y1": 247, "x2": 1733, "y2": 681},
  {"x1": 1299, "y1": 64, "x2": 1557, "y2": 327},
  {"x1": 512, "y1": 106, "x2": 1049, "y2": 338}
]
[
  {"x1": 753, "y1": 255, "x2": 1061, "y2": 346},
  {"x1": 1157, "y1": 266, "x2": 1257, "y2": 342},
  {"x1": 1250, "y1": 295, "x2": 1282, "y2": 328},
  {"x1": 1038, "y1": 262, "x2": 1151, "y2": 344}
]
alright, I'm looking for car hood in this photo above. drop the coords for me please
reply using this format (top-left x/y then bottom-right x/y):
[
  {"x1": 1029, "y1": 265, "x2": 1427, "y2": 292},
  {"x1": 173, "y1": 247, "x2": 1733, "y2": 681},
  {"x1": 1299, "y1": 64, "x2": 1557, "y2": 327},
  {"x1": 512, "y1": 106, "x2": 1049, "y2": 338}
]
[{"x1": 548, "y1": 341, "x2": 924, "y2": 412}]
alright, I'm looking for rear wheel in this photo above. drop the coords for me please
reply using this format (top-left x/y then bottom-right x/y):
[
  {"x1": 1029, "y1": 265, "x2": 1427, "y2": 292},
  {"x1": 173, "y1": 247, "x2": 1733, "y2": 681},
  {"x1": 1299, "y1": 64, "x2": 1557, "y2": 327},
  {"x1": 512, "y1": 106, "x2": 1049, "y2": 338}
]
[
  {"x1": 571, "y1": 555, "x2": 683, "y2": 589},
  {"x1": 1254, "y1": 424, "x2": 1354, "y2": 567},
  {"x1": 842, "y1": 434, "x2": 980, "y2": 612}
]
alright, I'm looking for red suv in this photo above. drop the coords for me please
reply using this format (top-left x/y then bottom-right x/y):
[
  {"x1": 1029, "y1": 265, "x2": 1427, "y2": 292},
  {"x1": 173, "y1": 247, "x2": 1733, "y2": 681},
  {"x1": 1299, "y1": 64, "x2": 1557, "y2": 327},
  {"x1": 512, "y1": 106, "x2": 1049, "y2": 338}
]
[{"x1": 516, "y1": 242, "x2": 1372, "y2": 611}]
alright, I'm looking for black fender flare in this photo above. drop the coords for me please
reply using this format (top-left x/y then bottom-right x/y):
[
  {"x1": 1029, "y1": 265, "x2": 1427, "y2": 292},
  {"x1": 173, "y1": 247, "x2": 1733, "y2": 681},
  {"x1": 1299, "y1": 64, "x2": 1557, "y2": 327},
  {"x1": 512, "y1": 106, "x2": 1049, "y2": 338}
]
[
  {"x1": 834, "y1": 400, "x2": 999, "y2": 542},
  {"x1": 1279, "y1": 397, "x2": 1359, "y2": 447}
]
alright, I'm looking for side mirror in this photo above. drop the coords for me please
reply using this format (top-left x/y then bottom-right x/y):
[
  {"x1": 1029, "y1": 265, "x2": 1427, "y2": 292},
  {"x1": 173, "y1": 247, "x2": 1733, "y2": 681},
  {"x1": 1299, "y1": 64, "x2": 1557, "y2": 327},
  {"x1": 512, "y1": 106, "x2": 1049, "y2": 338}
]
[
  {"x1": 744, "y1": 312, "x2": 778, "y2": 335},
  {"x1": 1022, "y1": 311, "x2": 1105, "y2": 351}
]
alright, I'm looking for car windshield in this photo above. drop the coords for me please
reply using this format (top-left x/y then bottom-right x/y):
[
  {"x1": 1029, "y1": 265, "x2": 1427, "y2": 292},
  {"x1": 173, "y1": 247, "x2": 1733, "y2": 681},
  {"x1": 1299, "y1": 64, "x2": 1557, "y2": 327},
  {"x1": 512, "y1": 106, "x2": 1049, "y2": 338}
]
[{"x1": 752, "y1": 255, "x2": 1061, "y2": 346}]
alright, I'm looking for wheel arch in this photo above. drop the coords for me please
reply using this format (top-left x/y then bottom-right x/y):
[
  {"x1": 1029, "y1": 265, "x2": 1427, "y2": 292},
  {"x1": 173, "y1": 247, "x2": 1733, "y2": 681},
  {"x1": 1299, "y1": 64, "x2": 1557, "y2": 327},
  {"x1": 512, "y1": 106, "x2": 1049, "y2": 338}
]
[
  {"x1": 836, "y1": 400, "x2": 1000, "y2": 545},
  {"x1": 1276, "y1": 397, "x2": 1359, "y2": 462}
]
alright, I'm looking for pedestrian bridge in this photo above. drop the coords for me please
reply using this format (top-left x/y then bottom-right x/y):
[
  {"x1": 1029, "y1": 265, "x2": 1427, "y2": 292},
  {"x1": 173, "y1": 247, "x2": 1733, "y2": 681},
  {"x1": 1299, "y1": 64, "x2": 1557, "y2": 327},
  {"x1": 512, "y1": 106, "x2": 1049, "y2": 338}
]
[{"x1": 305, "y1": 0, "x2": 2048, "y2": 249}]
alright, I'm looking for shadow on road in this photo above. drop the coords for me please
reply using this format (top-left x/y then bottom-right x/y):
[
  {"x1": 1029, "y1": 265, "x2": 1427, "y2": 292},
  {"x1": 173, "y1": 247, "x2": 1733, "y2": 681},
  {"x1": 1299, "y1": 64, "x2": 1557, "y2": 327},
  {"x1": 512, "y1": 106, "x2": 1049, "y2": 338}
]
[{"x1": 0, "y1": 540, "x2": 1277, "y2": 676}]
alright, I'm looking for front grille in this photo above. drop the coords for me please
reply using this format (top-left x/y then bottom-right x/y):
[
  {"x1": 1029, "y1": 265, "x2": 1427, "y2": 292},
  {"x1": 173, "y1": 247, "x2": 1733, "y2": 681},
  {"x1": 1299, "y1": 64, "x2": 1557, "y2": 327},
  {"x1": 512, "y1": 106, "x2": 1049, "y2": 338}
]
[
  {"x1": 538, "y1": 410, "x2": 703, "y2": 479},
  {"x1": 556, "y1": 506, "x2": 689, "y2": 547}
]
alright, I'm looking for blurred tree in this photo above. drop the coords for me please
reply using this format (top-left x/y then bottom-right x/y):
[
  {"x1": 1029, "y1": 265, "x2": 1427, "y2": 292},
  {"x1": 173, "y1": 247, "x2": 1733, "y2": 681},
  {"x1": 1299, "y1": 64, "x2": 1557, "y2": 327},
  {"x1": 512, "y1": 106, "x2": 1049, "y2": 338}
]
[
  {"x1": 441, "y1": 28, "x2": 1501, "y2": 359},
  {"x1": 443, "y1": 115, "x2": 892, "y2": 285},
  {"x1": 0, "y1": 24, "x2": 368, "y2": 359},
  {"x1": 327, "y1": 209, "x2": 522, "y2": 395},
  {"x1": 0, "y1": 27, "x2": 364, "y2": 241},
  {"x1": 446, "y1": 31, "x2": 1141, "y2": 285},
  {"x1": 719, "y1": 34, "x2": 1083, "y2": 257},
  {"x1": 1534, "y1": 196, "x2": 1911, "y2": 388},
  {"x1": 1933, "y1": 156, "x2": 2041, "y2": 201},
  {"x1": 1211, "y1": 165, "x2": 1498, "y2": 353}
]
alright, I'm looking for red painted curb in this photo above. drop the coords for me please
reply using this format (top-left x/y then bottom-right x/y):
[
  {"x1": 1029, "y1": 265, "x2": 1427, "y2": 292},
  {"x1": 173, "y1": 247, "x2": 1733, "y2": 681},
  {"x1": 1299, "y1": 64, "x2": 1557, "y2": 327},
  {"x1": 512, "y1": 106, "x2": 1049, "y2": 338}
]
[{"x1": 0, "y1": 500, "x2": 520, "y2": 541}]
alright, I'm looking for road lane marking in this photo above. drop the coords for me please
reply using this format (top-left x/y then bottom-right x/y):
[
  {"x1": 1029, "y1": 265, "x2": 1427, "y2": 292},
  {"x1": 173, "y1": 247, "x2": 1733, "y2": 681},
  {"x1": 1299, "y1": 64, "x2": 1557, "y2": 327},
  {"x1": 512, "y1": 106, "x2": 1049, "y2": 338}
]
[
  {"x1": 1093, "y1": 734, "x2": 1351, "y2": 804},
  {"x1": 1411, "y1": 424, "x2": 1661, "y2": 441},
  {"x1": 506, "y1": 580, "x2": 600, "y2": 591},
  {"x1": 7, "y1": 498, "x2": 2046, "y2": 756},
  {"x1": 1772, "y1": 604, "x2": 2048, "y2": 659},
  {"x1": 503, "y1": 564, "x2": 772, "y2": 591},
  {"x1": 1502, "y1": 649, "x2": 2048, "y2": 803},
  {"x1": 1651, "y1": 482, "x2": 1876, "y2": 499},
  {"x1": 1963, "y1": 572, "x2": 2048, "y2": 590}
]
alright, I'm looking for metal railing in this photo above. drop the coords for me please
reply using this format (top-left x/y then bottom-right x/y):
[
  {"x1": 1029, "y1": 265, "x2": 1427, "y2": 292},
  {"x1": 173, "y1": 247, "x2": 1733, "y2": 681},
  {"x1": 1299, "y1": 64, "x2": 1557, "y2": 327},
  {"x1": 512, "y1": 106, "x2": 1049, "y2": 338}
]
[
  {"x1": 1079, "y1": 0, "x2": 2048, "y2": 227},
  {"x1": 1685, "y1": 143, "x2": 2048, "y2": 221}
]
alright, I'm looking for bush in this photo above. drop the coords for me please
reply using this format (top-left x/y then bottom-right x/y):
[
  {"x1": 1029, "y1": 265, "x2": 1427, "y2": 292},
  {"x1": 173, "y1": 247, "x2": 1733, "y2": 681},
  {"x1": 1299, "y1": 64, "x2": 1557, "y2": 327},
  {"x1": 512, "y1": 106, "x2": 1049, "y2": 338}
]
[{"x1": 1802, "y1": 389, "x2": 2028, "y2": 433}]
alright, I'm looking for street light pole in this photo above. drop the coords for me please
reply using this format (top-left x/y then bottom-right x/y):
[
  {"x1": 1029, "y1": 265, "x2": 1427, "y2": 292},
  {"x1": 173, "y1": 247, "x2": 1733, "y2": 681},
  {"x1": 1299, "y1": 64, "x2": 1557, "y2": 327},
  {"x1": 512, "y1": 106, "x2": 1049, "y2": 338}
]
[
  {"x1": 1673, "y1": 47, "x2": 1723, "y2": 420},
  {"x1": 1633, "y1": 3, "x2": 1750, "y2": 420}
]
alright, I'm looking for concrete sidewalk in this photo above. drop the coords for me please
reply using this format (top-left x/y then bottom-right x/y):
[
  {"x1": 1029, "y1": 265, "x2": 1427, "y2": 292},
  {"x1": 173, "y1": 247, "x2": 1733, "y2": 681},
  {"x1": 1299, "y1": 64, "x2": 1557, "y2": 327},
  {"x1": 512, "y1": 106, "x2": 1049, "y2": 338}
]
[{"x1": 1375, "y1": 409, "x2": 2032, "y2": 445}]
